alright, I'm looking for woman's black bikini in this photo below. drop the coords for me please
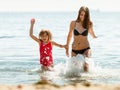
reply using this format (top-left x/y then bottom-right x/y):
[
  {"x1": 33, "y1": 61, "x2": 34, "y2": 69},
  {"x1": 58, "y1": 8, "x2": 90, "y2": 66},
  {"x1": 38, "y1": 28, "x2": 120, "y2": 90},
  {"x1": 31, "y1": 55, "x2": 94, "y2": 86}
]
[
  {"x1": 72, "y1": 47, "x2": 90, "y2": 54},
  {"x1": 74, "y1": 28, "x2": 88, "y2": 36},
  {"x1": 72, "y1": 22, "x2": 90, "y2": 54}
]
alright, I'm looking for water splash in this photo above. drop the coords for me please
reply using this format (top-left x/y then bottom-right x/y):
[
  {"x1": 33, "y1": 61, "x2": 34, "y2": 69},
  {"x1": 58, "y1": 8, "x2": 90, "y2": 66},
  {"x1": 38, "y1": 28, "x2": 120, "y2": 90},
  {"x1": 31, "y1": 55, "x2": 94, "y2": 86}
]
[{"x1": 26, "y1": 54, "x2": 120, "y2": 84}]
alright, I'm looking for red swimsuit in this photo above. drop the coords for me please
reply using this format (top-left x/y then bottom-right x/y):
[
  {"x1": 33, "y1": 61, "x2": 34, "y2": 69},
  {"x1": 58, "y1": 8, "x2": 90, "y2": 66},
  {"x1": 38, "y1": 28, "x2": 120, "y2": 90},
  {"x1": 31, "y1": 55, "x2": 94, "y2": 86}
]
[{"x1": 40, "y1": 41, "x2": 53, "y2": 66}]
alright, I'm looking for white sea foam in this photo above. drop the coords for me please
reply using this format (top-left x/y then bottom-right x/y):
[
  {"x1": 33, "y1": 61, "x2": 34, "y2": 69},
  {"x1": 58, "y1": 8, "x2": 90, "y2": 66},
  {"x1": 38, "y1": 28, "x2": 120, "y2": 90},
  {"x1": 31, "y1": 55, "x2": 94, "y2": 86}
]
[{"x1": 64, "y1": 54, "x2": 95, "y2": 77}]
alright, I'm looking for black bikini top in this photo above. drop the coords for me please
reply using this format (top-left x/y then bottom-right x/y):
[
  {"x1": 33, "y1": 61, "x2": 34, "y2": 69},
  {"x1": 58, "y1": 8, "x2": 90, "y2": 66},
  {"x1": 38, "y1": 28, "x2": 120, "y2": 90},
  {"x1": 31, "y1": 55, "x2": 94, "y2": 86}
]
[
  {"x1": 74, "y1": 28, "x2": 88, "y2": 36},
  {"x1": 74, "y1": 22, "x2": 88, "y2": 36}
]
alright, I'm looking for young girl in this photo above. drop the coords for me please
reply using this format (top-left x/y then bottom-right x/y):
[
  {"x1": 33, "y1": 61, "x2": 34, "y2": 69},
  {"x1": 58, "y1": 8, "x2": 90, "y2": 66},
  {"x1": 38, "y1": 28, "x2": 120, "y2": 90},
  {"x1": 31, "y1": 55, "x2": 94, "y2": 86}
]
[{"x1": 29, "y1": 18, "x2": 65, "y2": 71}]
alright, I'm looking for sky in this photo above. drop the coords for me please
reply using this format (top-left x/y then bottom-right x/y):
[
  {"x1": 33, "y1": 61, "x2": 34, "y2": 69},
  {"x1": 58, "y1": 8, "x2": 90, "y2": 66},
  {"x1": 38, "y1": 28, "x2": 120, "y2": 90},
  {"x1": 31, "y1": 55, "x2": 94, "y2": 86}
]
[{"x1": 0, "y1": 0, "x2": 120, "y2": 12}]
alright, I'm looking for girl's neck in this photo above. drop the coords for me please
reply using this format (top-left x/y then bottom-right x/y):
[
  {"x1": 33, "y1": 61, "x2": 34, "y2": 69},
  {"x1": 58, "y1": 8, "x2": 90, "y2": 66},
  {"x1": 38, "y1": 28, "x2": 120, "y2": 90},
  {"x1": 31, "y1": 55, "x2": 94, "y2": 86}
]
[{"x1": 42, "y1": 41, "x2": 49, "y2": 44}]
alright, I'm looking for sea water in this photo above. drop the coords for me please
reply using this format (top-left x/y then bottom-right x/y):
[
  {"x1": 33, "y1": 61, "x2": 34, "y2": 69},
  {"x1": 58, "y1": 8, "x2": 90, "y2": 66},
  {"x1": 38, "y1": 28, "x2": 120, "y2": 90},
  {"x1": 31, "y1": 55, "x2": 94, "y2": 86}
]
[{"x1": 0, "y1": 11, "x2": 120, "y2": 85}]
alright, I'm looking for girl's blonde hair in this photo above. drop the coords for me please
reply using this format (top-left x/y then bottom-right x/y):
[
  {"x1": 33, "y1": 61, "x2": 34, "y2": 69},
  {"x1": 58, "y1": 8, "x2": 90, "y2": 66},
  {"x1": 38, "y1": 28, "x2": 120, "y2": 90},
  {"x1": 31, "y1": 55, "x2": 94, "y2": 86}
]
[{"x1": 39, "y1": 29, "x2": 52, "y2": 41}]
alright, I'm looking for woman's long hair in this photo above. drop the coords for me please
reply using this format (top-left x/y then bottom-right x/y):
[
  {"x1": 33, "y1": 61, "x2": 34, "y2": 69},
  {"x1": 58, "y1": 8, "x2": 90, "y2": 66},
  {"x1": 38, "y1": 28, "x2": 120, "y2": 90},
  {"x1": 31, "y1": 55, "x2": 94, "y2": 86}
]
[{"x1": 76, "y1": 6, "x2": 92, "y2": 29}]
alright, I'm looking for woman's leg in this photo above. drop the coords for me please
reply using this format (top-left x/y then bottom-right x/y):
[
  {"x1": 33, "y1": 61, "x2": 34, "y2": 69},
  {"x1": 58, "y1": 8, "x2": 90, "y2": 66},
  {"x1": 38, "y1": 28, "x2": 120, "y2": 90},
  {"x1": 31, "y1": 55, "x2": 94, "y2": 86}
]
[
  {"x1": 83, "y1": 62, "x2": 89, "y2": 72},
  {"x1": 83, "y1": 49, "x2": 91, "y2": 58},
  {"x1": 83, "y1": 49, "x2": 91, "y2": 72}
]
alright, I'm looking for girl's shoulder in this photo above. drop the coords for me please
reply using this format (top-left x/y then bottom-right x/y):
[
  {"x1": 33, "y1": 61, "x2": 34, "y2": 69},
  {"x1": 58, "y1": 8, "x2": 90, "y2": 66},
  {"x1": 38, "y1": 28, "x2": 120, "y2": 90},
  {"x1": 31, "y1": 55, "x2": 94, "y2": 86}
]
[
  {"x1": 39, "y1": 39, "x2": 44, "y2": 46},
  {"x1": 50, "y1": 41, "x2": 57, "y2": 46},
  {"x1": 50, "y1": 40, "x2": 54, "y2": 44}
]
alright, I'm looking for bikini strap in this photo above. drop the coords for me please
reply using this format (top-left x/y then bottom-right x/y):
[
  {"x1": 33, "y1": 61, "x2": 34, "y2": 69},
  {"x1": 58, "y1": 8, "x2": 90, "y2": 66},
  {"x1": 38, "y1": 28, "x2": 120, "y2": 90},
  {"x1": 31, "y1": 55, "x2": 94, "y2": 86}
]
[{"x1": 74, "y1": 21, "x2": 76, "y2": 28}]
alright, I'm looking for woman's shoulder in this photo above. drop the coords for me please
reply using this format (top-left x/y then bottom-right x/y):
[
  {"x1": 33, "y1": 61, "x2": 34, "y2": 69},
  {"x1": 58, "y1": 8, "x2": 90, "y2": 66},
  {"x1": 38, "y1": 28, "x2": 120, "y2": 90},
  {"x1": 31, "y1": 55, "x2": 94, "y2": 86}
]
[
  {"x1": 70, "y1": 20, "x2": 76, "y2": 27},
  {"x1": 89, "y1": 21, "x2": 93, "y2": 26},
  {"x1": 71, "y1": 20, "x2": 76, "y2": 24}
]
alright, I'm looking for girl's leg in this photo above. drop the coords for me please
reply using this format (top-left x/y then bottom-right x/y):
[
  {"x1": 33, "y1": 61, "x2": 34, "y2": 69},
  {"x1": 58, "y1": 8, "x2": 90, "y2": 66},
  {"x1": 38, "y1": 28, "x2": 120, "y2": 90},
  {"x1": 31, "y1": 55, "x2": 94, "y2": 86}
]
[{"x1": 41, "y1": 66, "x2": 48, "y2": 71}]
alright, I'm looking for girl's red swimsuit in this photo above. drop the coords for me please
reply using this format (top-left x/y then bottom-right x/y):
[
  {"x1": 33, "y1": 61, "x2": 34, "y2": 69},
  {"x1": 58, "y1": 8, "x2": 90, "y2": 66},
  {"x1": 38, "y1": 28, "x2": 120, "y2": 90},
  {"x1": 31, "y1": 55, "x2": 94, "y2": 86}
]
[{"x1": 39, "y1": 41, "x2": 53, "y2": 66}]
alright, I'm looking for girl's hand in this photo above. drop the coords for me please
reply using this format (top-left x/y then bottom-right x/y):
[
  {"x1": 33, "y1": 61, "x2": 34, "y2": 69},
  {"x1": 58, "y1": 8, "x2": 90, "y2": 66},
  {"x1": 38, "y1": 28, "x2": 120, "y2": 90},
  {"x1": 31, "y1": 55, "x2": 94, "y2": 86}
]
[{"x1": 30, "y1": 18, "x2": 35, "y2": 25}]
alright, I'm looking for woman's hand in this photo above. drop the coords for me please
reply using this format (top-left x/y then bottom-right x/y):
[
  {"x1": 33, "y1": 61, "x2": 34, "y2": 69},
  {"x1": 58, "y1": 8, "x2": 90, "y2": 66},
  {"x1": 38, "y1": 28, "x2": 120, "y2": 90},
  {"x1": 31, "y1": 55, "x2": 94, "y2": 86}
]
[
  {"x1": 93, "y1": 35, "x2": 98, "y2": 38},
  {"x1": 65, "y1": 44, "x2": 69, "y2": 57}
]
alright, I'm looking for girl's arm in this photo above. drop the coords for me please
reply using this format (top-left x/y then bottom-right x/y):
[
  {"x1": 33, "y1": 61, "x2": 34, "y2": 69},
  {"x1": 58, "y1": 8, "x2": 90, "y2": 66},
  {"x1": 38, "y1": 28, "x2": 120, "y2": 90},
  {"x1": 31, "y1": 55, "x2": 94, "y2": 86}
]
[
  {"x1": 29, "y1": 18, "x2": 40, "y2": 43},
  {"x1": 51, "y1": 41, "x2": 65, "y2": 48}
]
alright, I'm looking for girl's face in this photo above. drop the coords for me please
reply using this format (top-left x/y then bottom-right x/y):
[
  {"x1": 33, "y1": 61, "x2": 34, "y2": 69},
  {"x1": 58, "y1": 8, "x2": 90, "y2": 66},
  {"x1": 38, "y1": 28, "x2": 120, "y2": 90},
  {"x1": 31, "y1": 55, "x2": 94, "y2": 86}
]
[
  {"x1": 41, "y1": 33, "x2": 49, "y2": 43},
  {"x1": 79, "y1": 11, "x2": 85, "y2": 22}
]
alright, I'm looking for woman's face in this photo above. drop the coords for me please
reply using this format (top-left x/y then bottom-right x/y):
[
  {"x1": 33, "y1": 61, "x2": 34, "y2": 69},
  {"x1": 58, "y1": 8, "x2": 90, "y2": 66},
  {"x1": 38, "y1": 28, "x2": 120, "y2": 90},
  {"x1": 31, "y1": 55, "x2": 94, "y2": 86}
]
[
  {"x1": 79, "y1": 11, "x2": 85, "y2": 22},
  {"x1": 41, "y1": 33, "x2": 49, "y2": 43}
]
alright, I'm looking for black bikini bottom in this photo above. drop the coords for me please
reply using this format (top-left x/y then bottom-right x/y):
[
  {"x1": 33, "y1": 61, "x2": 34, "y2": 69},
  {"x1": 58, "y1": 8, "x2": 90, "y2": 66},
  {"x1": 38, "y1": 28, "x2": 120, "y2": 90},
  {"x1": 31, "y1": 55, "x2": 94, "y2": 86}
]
[{"x1": 72, "y1": 47, "x2": 90, "y2": 54}]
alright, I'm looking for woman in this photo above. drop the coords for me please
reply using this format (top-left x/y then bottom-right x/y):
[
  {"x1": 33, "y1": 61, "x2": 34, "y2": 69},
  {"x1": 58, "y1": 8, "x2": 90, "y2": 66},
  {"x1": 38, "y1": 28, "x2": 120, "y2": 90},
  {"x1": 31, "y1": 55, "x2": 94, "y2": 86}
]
[{"x1": 65, "y1": 6, "x2": 97, "y2": 72}]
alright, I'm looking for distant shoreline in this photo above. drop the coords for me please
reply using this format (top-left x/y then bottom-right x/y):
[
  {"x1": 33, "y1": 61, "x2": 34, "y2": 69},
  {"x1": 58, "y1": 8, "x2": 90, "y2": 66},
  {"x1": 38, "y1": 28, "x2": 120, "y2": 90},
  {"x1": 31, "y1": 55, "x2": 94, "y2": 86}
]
[{"x1": 0, "y1": 10, "x2": 120, "y2": 13}]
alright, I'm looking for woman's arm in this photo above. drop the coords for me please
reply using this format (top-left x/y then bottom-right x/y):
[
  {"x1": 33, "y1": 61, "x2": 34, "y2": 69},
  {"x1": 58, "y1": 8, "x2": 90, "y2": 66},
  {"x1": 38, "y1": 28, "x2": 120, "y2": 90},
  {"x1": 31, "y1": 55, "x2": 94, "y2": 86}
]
[
  {"x1": 88, "y1": 23, "x2": 97, "y2": 38},
  {"x1": 65, "y1": 21, "x2": 75, "y2": 56},
  {"x1": 29, "y1": 18, "x2": 40, "y2": 43},
  {"x1": 66, "y1": 21, "x2": 74, "y2": 46}
]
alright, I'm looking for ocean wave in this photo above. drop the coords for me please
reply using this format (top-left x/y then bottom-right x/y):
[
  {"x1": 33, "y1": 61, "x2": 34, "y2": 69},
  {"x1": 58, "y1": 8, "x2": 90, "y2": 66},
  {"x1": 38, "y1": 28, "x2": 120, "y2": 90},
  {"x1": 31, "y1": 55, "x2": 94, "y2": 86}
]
[{"x1": 0, "y1": 36, "x2": 15, "y2": 39}]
